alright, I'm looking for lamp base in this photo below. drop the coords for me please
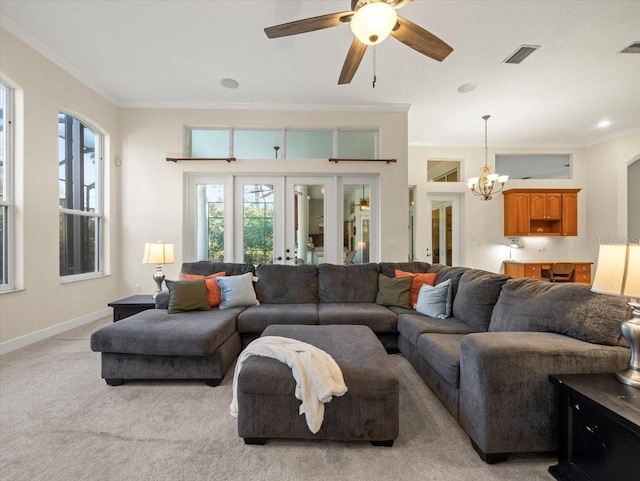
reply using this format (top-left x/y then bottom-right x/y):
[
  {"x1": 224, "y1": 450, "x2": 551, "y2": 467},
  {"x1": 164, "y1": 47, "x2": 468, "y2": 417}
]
[
  {"x1": 153, "y1": 266, "x2": 166, "y2": 298},
  {"x1": 617, "y1": 305, "x2": 640, "y2": 389},
  {"x1": 615, "y1": 368, "x2": 640, "y2": 388}
]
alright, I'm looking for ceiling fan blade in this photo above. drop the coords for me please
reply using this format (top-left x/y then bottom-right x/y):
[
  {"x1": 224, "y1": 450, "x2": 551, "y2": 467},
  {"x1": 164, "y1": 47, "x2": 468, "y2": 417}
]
[
  {"x1": 389, "y1": 0, "x2": 413, "y2": 8},
  {"x1": 338, "y1": 37, "x2": 368, "y2": 85},
  {"x1": 264, "y1": 11, "x2": 353, "y2": 39},
  {"x1": 391, "y1": 16, "x2": 453, "y2": 62}
]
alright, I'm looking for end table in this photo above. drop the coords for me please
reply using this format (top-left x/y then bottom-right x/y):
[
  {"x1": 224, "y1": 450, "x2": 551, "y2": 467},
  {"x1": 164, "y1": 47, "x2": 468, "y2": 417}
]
[
  {"x1": 108, "y1": 295, "x2": 155, "y2": 322},
  {"x1": 549, "y1": 373, "x2": 640, "y2": 481}
]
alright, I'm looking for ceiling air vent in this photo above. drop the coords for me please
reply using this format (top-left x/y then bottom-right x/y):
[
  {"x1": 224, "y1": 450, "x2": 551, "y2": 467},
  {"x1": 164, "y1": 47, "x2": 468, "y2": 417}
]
[
  {"x1": 619, "y1": 42, "x2": 640, "y2": 54},
  {"x1": 503, "y1": 45, "x2": 540, "y2": 64}
]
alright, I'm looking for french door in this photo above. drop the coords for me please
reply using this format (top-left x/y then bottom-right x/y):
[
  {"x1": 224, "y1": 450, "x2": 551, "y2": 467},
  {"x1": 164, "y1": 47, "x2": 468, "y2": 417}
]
[
  {"x1": 234, "y1": 176, "x2": 335, "y2": 265},
  {"x1": 187, "y1": 174, "x2": 377, "y2": 266}
]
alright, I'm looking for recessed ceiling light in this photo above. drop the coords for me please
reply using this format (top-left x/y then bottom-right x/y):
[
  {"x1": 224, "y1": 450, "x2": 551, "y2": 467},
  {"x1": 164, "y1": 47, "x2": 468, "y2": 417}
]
[
  {"x1": 457, "y1": 83, "x2": 477, "y2": 93},
  {"x1": 220, "y1": 78, "x2": 239, "y2": 89},
  {"x1": 597, "y1": 120, "x2": 611, "y2": 128}
]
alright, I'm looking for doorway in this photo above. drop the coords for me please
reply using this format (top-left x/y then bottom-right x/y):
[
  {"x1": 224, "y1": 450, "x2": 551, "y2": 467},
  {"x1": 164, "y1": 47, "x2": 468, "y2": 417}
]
[{"x1": 426, "y1": 194, "x2": 462, "y2": 266}]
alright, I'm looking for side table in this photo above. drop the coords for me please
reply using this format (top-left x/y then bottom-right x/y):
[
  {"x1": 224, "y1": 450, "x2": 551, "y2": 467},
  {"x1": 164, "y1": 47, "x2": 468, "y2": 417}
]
[
  {"x1": 549, "y1": 373, "x2": 640, "y2": 481},
  {"x1": 108, "y1": 295, "x2": 155, "y2": 322}
]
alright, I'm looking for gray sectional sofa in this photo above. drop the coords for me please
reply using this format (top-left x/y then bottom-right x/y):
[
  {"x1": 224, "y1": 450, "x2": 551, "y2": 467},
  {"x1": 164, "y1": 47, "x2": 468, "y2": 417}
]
[{"x1": 90, "y1": 260, "x2": 632, "y2": 463}]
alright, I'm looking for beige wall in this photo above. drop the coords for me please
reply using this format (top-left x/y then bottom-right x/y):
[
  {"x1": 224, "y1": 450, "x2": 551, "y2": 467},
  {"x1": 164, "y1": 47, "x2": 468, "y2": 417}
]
[
  {"x1": 0, "y1": 28, "x2": 121, "y2": 347},
  {"x1": 409, "y1": 145, "x2": 590, "y2": 273},
  {"x1": 118, "y1": 108, "x2": 409, "y2": 294},
  {"x1": 584, "y1": 131, "x2": 640, "y2": 260}
]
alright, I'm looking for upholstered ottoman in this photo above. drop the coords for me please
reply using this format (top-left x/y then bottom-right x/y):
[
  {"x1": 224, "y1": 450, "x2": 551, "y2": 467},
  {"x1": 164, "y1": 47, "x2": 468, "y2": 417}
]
[{"x1": 236, "y1": 324, "x2": 399, "y2": 445}]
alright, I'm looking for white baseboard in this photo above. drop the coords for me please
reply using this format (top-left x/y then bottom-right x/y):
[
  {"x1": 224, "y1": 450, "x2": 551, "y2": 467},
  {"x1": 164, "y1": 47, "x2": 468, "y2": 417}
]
[{"x1": 0, "y1": 308, "x2": 111, "y2": 355}]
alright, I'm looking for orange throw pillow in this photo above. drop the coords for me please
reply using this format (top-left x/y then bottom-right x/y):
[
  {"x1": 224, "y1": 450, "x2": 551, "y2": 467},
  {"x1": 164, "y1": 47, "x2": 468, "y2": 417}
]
[
  {"x1": 182, "y1": 272, "x2": 226, "y2": 307},
  {"x1": 395, "y1": 269, "x2": 437, "y2": 308}
]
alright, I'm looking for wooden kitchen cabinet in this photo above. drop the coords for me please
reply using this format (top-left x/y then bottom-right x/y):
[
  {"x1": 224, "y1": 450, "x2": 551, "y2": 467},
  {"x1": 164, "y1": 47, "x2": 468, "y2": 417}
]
[
  {"x1": 503, "y1": 189, "x2": 580, "y2": 236},
  {"x1": 530, "y1": 193, "x2": 562, "y2": 220}
]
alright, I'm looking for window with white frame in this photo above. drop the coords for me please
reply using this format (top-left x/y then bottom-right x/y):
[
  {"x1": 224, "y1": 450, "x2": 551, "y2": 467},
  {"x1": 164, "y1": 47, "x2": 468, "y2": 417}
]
[
  {"x1": 58, "y1": 112, "x2": 103, "y2": 278},
  {"x1": 0, "y1": 82, "x2": 14, "y2": 290},
  {"x1": 186, "y1": 127, "x2": 379, "y2": 160}
]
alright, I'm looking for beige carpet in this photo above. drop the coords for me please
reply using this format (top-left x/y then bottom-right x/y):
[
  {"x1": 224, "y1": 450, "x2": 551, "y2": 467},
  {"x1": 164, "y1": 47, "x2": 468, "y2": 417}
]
[{"x1": 0, "y1": 318, "x2": 555, "y2": 481}]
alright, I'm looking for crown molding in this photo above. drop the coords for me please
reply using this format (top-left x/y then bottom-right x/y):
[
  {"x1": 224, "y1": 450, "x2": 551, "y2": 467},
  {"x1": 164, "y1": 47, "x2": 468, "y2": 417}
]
[
  {"x1": 118, "y1": 99, "x2": 412, "y2": 113},
  {"x1": 585, "y1": 127, "x2": 640, "y2": 148},
  {"x1": 1, "y1": 14, "x2": 120, "y2": 106}
]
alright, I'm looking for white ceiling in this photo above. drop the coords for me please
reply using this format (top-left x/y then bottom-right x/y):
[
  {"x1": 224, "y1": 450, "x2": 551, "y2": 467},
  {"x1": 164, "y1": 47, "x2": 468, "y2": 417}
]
[{"x1": 1, "y1": 0, "x2": 639, "y2": 147}]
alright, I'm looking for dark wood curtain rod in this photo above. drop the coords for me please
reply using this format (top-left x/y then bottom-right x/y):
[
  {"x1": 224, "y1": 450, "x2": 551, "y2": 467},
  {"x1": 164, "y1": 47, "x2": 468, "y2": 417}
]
[
  {"x1": 166, "y1": 157, "x2": 236, "y2": 163},
  {"x1": 166, "y1": 157, "x2": 395, "y2": 163},
  {"x1": 329, "y1": 158, "x2": 397, "y2": 164}
]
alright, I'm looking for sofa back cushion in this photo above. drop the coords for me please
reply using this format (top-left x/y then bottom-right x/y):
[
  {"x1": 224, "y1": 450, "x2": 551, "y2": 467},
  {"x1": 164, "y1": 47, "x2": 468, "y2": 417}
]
[
  {"x1": 254, "y1": 264, "x2": 319, "y2": 304},
  {"x1": 452, "y1": 269, "x2": 510, "y2": 331},
  {"x1": 318, "y1": 263, "x2": 379, "y2": 303},
  {"x1": 489, "y1": 278, "x2": 630, "y2": 346},
  {"x1": 180, "y1": 261, "x2": 254, "y2": 277},
  {"x1": 427, "y1": 265, "x2": 468, "y2": 301},
  {"x1": 378, "y1": 262, "x2": 430, "y2": 278}
]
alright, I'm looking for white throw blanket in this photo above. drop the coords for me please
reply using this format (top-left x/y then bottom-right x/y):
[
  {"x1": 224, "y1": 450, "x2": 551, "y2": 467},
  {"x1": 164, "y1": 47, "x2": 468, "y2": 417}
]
[{"x1": 230, "y1": 336, "x2": 348, "y2": 434}]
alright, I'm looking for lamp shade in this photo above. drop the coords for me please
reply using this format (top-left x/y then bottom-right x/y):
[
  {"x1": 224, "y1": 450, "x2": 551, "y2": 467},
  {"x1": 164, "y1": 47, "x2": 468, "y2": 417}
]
[
  {"x1": 591, "y1": 244, "x2": 640, "y2": 298},
  {"x1": 142, "y1": 242, "x2": 175, "y2": 265},
  {"x1": 350, "y1": 1, "x2": 398, "y2": 46}
]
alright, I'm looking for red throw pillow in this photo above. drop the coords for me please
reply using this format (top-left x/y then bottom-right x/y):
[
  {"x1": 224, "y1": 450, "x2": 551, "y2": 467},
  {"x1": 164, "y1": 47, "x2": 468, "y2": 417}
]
[
  {"x1": 182, "y1": 272, "x2": 226, "y2": 307},
  {"x1": 395, "y1": 269, "x2": 437, "y2": 308}
]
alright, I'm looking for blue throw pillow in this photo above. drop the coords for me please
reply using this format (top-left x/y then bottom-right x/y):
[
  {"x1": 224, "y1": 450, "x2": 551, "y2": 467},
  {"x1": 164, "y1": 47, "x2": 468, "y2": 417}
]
[
  {"x1": 415, "y1": 279, "x2": 452, "y2": 319},
  {"x1": 216, "y1": 272, "x2": 260, "y2": 310}
]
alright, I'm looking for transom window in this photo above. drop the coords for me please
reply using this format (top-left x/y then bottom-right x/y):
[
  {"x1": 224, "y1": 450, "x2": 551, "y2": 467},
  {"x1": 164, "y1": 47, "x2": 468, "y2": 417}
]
[
  {"x1": 58, "y1": 112, "x2": 103, "y2": 278},
  {"x1": 495, "y1": 154, "x2": 572, "y2": 179},
  {"x1": 187, "y1": 127, "x2": 379, "y2": 160}
]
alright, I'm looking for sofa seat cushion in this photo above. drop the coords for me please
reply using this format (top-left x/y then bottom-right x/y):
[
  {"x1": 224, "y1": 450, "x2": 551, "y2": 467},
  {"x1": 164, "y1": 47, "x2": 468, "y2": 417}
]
[
  {"x1": 452, "y1": 269, "x2": 509, "y2": 331},
  {"x1": 417, "y1": 333, "x2": 464, "y2": 388},
  {"x1": 90, "y1": 307, "x2": 244, "y2": 356},
  {"x1": 398, "y1": 313, "x2": 481, "y2": 345},
  {"x1": 317, "y1": 303, "x2": 397, "y2": 333},
  {"x1": 489, "y1": 278, "x2": 631, "y2": 346},
  {"x1": 318, "y1": 263, "x2": 379, "y2": 303},
  {"x1": 254, "y1": 264, "x2": 318, "y2": 304},
  {"x1": 387, "y1": 306, "x2": 415, "y2": 316},
  {"x1": 236, "y1": 304, "x2": 319, "y2": 334}
]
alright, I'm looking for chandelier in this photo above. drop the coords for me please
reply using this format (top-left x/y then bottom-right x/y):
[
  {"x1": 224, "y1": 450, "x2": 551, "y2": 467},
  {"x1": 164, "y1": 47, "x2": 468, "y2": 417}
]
[{"x1": 467, "y1": 115, "x2": 508, "y2": 201}]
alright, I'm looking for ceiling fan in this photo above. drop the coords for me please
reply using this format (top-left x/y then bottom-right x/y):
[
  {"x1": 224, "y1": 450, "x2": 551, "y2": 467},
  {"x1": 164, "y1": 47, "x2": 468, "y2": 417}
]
[{"x1": 264, "y1": 0, "x2": 453, "y2": 85}]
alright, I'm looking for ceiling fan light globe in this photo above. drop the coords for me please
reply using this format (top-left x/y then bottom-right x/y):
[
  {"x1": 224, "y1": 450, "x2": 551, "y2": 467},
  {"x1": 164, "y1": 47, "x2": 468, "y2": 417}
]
[{"x1": 350, "y1": 2, "x2": 398, "y2": 46}]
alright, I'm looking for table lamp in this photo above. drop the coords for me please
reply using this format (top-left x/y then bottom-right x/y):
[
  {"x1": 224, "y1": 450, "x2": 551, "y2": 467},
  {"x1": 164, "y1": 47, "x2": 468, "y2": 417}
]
[
  {"x1": 591, "y1": 243, "x2": 640, "y2": 387},
  {"x1": 142, "y1": 241, "x2": 175, "y2": 296}
]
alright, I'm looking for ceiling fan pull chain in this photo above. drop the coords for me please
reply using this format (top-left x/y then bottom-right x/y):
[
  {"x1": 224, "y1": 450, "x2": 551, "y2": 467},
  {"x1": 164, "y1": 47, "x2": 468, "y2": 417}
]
[{"x1": 372, "y1": 45, "x2": 377, "y2": 88}]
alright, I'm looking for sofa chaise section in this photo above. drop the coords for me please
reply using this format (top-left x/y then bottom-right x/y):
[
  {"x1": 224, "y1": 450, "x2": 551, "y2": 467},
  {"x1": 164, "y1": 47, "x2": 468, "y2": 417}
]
[{"x1": 90, "y1": 307, "x2": 243, "y2": 386}]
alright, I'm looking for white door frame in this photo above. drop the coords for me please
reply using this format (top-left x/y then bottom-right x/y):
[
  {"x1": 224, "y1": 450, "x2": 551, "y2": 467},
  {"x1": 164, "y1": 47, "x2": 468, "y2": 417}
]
[
  {"x1": 234, "y1": 176, "x2": 285, "y2": 264},
  {"x1": 285, "y1": 176, "x2": 336, "y2": 265},
  {"x1": 426, "y1": 193, "x2": 462, "y2": 266}
]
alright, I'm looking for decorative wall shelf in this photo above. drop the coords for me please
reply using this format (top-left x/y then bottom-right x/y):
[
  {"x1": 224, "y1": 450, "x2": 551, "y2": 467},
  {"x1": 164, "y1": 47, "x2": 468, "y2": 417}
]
[
  {"x1": 329, "y1": 158, "x2": 397, "y2": 164},
  {"x1": 166, "y1": 157, "x2": 236, "y2": 163}
]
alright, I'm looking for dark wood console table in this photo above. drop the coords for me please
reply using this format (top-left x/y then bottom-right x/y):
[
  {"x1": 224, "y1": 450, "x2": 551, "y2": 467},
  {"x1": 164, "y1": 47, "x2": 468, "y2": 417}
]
[
  {"x1": 108, "y1": 295, "x2": 155, "y2": 322},
  {"x1": 549, "y1": 373, "x2": 640, "y2": 481}
]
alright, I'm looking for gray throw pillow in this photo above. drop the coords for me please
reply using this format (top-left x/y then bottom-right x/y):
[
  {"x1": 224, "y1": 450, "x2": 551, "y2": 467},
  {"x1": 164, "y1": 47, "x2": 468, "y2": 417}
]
[
  {"x1": 415, "y1": 279, "x2": 452, "y2": 319},
  {"x1": 165, "y1": 279, "x2": 210, "y2": 314},
  {"x1": 375, "y1": 274, "x2": 412, "y2": 308},
  {"x1": 216, "y1": 272, "x2": 260, "y2": 310}
]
